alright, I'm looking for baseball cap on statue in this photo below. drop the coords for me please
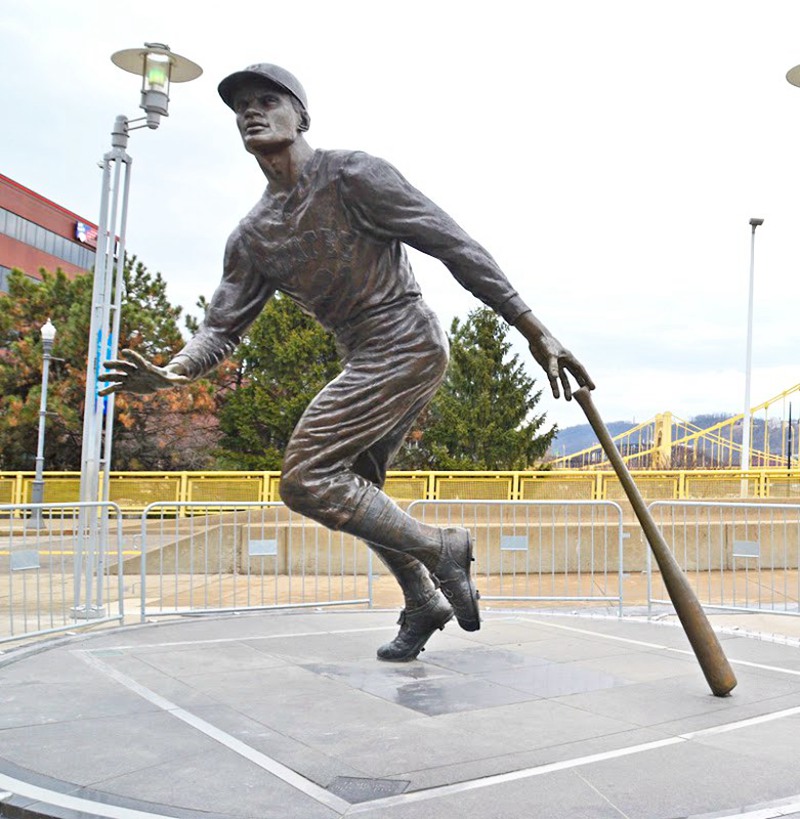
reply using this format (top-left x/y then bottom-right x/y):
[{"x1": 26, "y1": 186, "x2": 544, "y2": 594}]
[{"x1": 218, "y1": 63, "x2": 309, "y2": 114}]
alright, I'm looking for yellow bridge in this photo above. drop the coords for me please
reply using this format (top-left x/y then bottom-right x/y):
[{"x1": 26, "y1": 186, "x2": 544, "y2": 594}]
[{"x1": 549, "y1": 382, "x2": 800, "y2": 471}]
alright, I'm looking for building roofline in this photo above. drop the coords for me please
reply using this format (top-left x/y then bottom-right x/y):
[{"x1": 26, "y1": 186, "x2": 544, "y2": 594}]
[{"x1": 1, "y1": 172, "x2": 97, "y2": 229}]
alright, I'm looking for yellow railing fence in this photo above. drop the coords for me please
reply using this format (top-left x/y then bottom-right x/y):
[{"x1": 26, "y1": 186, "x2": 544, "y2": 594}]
[{"x1": 3, "y1": 469, "x2": 800, "y2": 511}]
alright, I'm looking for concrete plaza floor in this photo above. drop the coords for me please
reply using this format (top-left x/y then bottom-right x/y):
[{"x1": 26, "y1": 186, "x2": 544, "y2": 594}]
[{"x1": 1, "y1": 608, "x2": 800, "y2": 819}]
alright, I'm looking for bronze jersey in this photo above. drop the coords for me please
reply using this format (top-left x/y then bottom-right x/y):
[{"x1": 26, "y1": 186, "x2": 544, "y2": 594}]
[{"x1": 171, "y1": 150, "x2": 529, "y2": 378}]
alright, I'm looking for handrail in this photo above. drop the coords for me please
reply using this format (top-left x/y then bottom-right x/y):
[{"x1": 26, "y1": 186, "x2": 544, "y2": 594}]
[{"x1": 3, "y1": 468, "x2": 800, "y2": 508}]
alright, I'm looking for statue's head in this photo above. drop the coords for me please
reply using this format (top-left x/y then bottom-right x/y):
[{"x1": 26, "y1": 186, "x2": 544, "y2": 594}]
[
  {"x1": 219, "y1": 64, "x2": 310, "y2": 158},
  {"x1": 219, "y1": 63, "x2": 309, "y2": 130}
]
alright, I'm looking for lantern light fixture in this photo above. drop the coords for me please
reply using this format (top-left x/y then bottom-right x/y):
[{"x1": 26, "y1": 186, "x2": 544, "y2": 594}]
[
  {"x1": 110, "y1": 42, "x2": 202, "y2": 129},
  {"x1": 40, "y1": 317, "x2": 56, "y2": 346}
]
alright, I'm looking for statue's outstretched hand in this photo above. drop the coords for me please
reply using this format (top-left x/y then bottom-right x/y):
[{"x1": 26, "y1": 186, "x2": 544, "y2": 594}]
[
  {"x1": 515, "y1": 313, "x2": 594, "y2": 401},
  {"x1": 97, "y1": 349, "x2": 190, "y2": 396}
]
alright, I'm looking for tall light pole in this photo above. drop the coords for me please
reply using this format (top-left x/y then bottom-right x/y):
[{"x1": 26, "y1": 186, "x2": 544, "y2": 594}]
[
  {"x1": 30, "y1": 318, "x2": 56, "y2": 528},
  {"x1": 741, "y1": 217, "x2": 763, "y2": 485},
  {"x1": 786, "y1": 66, "x2": 800, "y2": 472},
  {"x1": 75, "y1": 44, "x2": 202, "y2": 618}
]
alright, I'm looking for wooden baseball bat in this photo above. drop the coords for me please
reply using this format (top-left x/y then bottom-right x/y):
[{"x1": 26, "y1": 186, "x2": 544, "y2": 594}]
[{"x1": 573, "y1": 387, "x2": 737, "y2": 697}]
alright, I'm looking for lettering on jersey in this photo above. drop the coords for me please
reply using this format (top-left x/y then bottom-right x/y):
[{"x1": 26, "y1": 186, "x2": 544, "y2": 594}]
[{"x1": 265, "y1": 228, "x2": 355, "y2": 281}]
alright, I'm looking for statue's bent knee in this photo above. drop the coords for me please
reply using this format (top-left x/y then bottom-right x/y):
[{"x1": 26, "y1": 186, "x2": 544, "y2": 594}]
[{"x1": 278, "y1": 472, "x2": 312, "y2": 515}]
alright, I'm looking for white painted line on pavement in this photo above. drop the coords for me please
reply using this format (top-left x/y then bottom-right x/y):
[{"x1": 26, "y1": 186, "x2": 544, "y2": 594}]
[
  {"x1": 347, "y1": 704, "x2": 800, "y2": 813},
  {"x1": 77, "y1": 651, "x2": 351, "y2": 815},
  {"x1": 689, "y1": 795, "x2": 800, "y2": 818},
  {"x1": 518, "y1": 617, "x2": 800, "y2": 676},
  {"x1": 0, "y1": 773, "x2": 181, "y2": 819},
  {"x1": 77, "y1": 623, "x2": 395, "y2": 652}
]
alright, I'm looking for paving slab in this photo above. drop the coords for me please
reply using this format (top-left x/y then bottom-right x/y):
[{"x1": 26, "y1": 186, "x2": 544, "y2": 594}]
[{"x1": 0, "y1": 609, "x2": 799, "y2": 819}]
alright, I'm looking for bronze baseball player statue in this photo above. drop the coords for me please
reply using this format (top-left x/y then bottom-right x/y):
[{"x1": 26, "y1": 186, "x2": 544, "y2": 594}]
[{"x1": 100, "y1": 64, "x2": 594, "y2": 662}]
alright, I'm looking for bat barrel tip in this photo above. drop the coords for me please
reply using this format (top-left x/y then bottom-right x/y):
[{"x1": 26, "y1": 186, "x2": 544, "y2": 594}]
[{"x1": 711, "y1": 674, "x2": 738, "y2": 697}]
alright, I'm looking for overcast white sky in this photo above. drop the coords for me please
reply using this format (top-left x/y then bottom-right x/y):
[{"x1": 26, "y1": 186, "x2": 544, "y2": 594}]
[{"x1": 3, "y1": 0, "x2": 800, "y2": 431}]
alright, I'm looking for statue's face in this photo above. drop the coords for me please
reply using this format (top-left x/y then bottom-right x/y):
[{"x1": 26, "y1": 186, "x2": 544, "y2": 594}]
[{"x1": 232, "y1": 80, "x2": 303, "y2": 156}]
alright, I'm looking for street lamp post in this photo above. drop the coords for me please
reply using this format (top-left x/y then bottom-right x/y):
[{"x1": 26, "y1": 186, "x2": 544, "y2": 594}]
[
  {"x1": 74, "y1": 44, "x2": 201, "y2": 618},
  {"x1": 741, "y1": 218, "x2": 763, "y2": 489},
  {"x1": 30, "y1": 318, "x2": 56, "y2": 527},
  {"x1": 786, "y1": 66, "x2": 800, "y2": 474}
]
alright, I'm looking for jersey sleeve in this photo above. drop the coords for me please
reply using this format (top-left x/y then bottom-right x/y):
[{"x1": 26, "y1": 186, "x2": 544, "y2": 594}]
[
  {"x1": 169, "y1": 226, "x2": 275, "y2": 379},
  {"x1": 339, "y1": 152, "x2": 530, "y2": 325}
]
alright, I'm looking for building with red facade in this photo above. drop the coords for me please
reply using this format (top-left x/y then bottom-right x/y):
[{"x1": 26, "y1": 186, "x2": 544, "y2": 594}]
[{"x1": 0, "y1": 173, "x2": 97, "y2": 292}]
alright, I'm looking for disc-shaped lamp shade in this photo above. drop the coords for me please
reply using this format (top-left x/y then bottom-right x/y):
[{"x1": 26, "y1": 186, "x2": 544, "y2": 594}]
[
  {"x1": 787, "y1": 65, "x2": 800, "y2": 87},
  {"x1": 110, "y1": 43, "x2": 203, "y2": 83},
  {"x1": 110, "y1": 43, "x2": 202, "y2": 123}
]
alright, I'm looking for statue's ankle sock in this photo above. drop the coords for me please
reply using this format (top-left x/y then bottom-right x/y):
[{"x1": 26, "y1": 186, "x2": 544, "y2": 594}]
[
  {"x1": 342, "y1": 489, "x2": 442, "y2": 571},
  {"x1": 367, "y1": 541, "x2": 438, "y2": 609}
]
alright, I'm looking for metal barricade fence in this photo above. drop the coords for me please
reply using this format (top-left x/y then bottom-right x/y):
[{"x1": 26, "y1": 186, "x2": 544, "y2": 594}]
[
  {"x1": 139, "y1": 502, "x2": 373, "y2": 620},
  {"x1": 0, "y1": 502, "x2": 125, "y2": 644},
  {"x1": 648, "y1": 501, "x2": 800, "y2": 615},
  {"x1": 407, "y1": 500, "x2": 625, "y2": 614}
]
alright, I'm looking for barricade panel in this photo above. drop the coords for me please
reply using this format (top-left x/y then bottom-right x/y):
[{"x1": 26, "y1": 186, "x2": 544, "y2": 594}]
[
  {"x1": 138, "y1": 502, "x2": 371, "y2": 619},
  {"x1": 435, "y1": 475, "x2": 514, "y2": 501},
  {"x1": 384, "y1": 476, "x2": 428, "y2": 500},
  {"x1": 765, "y1": 475, "x2": 800, "y2": 499},
  {"x1": 604, "y1": 475, "x2": 677, "y2": 501},
  {"x1": 685, "y1": 474, "x2": 760, "y2": 499},
  {"x1": 0, "y1": 478, "x2": 17, "y2": 505},
  {"x1": 268, "y1": 475, "x2": 282, "y2": 502},
  {"x1": 187, "y1": 476, "x2": 265, "y2": 506},
  {"x1": 519, "y1": 475, "x2": 594, "y2": 501},
  {"x1": 648, "y1": 501, "x2": 800, "y2": 615},
  {"x1": 21, "y1": 476, "x2": 81, "y2": 504},
  {"x1": 407, "y1": 500, "x2": 624, "y2": 611},
  {"x1": 0, "y1": 502, "x2": 125, "y2": 644},
  {"x1": 108, "y1": 475, "x2": 182, "y2": 510}
]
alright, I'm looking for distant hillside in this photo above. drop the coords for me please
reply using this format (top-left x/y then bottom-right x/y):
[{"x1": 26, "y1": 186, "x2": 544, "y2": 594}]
[
  {"x1": 550, "y1": 412, "x2": 795, "y2": 466},
  {"x1": 550, "y1": 421, "x2": 636, "y2": 459}
]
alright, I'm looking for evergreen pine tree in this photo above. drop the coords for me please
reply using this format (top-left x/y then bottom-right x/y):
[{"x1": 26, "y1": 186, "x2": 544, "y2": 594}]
[
  {"x1": 215, "y1": 294, "x2": 341, "y2": 469},
  {"x1": 0, "y1": 258, "x2": 218, "y2": 471},
  {"x1": 395, "y1": 307, "x2": 555, "y2": 469}
]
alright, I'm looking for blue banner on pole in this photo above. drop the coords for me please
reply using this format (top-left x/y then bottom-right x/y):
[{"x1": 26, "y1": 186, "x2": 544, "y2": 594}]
[{"x1": 94, "y1": 329, "x2": 110, "y2": 415}]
